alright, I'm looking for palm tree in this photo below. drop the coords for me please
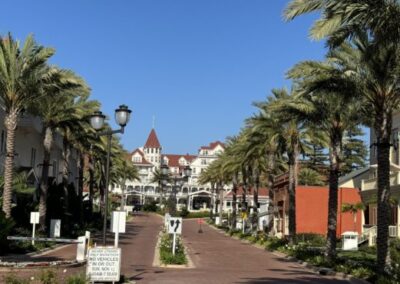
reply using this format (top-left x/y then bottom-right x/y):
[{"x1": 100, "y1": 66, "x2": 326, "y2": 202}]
[
  {"x1": 283, "y1": 51, "x2": 363, "y2": 261},
  {"x1": 342, "y1": 202, "x2": 365, "y2": 232},
  {"x1": 112, "y1": 155, "x2": 139, "y2": 209},
  {"x1": 0, "y1": 34, "x2": 56, "y2": 218},
  {"x1": 285, "y1": 1, "x2": 400, "y2": 272},
  {"x1": 284, "y1": 0, "x2": 400, "y2": 47},
  {"x1": 298, "y1": 168, "x2": 324, "y2": 186},
  {"x1": 255, "y1": 88, "x2": 312, "y2": 244},
  {"x1": 30, "y1": 70, "x2": 91, "y2": 227}
]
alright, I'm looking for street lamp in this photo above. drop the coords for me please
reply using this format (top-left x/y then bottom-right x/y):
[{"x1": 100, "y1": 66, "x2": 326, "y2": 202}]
[
  {"x1": 90, "y1": 104, "x2": 132, "y2": 246},
  {"x1": 161, "y1": 164, "x2": 192, "y2": 212}
]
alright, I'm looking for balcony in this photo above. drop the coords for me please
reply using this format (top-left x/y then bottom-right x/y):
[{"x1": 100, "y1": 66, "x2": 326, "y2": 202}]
[{"x1": 361, "y1": 173, "x2": 400, "y2": 191}]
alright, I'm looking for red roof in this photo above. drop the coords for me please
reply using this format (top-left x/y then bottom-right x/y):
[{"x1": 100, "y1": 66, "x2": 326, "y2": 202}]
[
  {"x1": 200, "y1": 141, "x2": 225, "y2": 150},
  {"x1": 226, "y1": 186, "x2": 269, "y2": 197},
  {"x1": 130, "y1": 148, "x2": 152, "y2": 165},
  {"x1": 162, "y1": 154, "x2": 197, "y2": 168},
  {"x1": 144, "y1": 129, "x2": 161, "y2": 148}
]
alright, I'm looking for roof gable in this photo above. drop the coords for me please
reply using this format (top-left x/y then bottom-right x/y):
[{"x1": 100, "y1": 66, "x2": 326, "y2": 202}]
[{"x1": 144, "y1": 129, "x2": 161, "y2": 148}]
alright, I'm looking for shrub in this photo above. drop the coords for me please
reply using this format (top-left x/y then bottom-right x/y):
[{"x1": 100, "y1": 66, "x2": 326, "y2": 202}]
[
  {"x1": 185, "y1": 211, "x2": 210, "y2": 219},
  {"x1": 264, "y1": 237, "x2": 288, "y2": 251},
  {"x1": 178, "y1": 207, "x2": 189, "y2": 218},
  {"x1": 0, "y1": 211, "x2": 14, "y2": 255},
  {"x1": 295, "y1": 233, "x2": 326, "y2": 246},
  {"x1": 66, "y1": 274, "x2": 88, "y2": 284},
  {"x1": 39, "y1": 269, "x2": 58, "y2": 284},
  {"x1": 159, "y1": 233, "x2": 187, "y2": 265},
  {"x1": 143, "y1": 201, "x2": 158, "y2": 212},
  {"x1": 3, "y1": 274, "x2": 29, "y2": 284},
  {"x1": 350, "y1": 267, "x2": 374, "y2": 279}
]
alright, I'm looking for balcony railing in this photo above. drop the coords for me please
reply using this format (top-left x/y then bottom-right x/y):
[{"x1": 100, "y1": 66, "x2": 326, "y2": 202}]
[{"x1": 362, "y1": 173, "x2": 399, "y2": 191}]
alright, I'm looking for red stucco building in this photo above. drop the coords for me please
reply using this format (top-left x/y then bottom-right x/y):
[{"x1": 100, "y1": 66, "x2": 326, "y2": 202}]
[{"x1": 273, "y1": 174, "x2": 362, "y2": 237}]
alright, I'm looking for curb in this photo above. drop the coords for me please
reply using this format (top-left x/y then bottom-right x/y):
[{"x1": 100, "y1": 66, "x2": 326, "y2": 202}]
[
  {"x1": 206, "y1": 223, "x2": 371, "y2": 284},
  {"x1": 152, "y1": 230, "x2": 195, "y2": 269}
]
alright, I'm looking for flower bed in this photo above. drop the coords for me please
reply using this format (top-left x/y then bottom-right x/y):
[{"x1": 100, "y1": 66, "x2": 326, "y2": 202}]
[{"x1": 158, "y1": 233, "x2": 187, "y2": 265}]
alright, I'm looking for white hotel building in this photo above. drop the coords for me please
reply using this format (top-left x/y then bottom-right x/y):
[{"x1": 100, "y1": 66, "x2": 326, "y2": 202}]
[{"x1": 122, "y1": 128, "x2": 225, "y2": 211}]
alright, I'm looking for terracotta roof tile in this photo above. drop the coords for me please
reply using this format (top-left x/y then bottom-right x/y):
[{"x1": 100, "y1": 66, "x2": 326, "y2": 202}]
[
  {"x1": 144, "y1": 129, "x2": 161, "y2": 148},
  {"x1": 200, "y1": 141, "x2": 225, "y2": 150},
  {"x1": 162, "y1": 154, "x2": 197, "y2": 168},
  {"x1": 130, "y1": 148, "x2": 153, "y2": 165}
]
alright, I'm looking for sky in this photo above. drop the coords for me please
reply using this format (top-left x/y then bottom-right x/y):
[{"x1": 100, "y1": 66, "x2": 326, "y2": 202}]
[{"x1": 0, "y1": 0, "x2": 347, "y2": 154}]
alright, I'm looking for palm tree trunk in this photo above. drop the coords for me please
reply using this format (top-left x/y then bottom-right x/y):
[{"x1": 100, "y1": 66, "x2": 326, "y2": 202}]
[
  {"x1": 325, "y1": 136, "x2": 341, "y2": 263},
  {"x1": 78, "y1": 154, "x2": 84, "y2": 223},
  {"x1": 62, "y1": 139, "x2": 71, "y2": 225},
  {"x1": 267, "y1": 152, "x2": 276, "y2": 235},
  {"x1": 209, "y1": 183, "x2": 214, "y2": 220},
  {"x1": 88, "y1": 155, "x2": 95, "y2": 215},
  {"x1": 288, "y1": 147, "x2": 298, "y2": 244},
  {"x1": 376, "y1": 115, "x2": 392, "y2": 274},
  {"x1": 39, "y1": 126, "x2": 53, "y2": 228},
  {"x1": 231, "y1": 173, "x2": 238, "y2": 230},
  {"x1": 2, "y1": 111, "x2": 18, "y2": 218},
  {"x1": 218, "y1": 182, "x2": 223, "y2": 224}
]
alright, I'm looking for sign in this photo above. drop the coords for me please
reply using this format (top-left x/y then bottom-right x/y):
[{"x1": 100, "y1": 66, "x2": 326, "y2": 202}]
[
  {"x1": 168, "y1": 217, "x2": 182, "y2": 235},
  {"x1": 50, "y1": 219, "x2": 61, "y2": 238},
  {"x1": 30, "y1": 212, "x2": 39, "y2": 224},
  {"x1": 87, "y1": 247, "x2": 121, "y2": 282},
  {"x1": 110, "y1": 211, "x2": 126, "y2": 233},
  {"x1": 164, "y1": 213, "x2": 171, "y2": 229}
]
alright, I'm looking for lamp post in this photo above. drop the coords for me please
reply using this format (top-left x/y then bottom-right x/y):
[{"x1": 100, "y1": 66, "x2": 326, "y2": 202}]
[
  {"x1": 90, "y1": 104, "x2": 132, "y2": 246},
  {"x1": 160, "y1": 164, "x2": 192, "y2": 212}
]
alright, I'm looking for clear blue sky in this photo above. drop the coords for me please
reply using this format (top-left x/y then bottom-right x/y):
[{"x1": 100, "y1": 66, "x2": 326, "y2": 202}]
[{"x1": 1, "y1": 0, "x2": 346, "y2": 154}]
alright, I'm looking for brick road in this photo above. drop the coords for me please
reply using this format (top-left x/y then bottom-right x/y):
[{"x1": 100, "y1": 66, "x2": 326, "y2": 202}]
[{"x1": 1, "y1": 213, "x2": 364, "y2": 283}]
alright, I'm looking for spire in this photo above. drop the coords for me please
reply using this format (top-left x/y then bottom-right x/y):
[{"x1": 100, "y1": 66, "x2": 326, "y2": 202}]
[{"x1": 144, "y1": 129, "x2": 161, "y2": 148}]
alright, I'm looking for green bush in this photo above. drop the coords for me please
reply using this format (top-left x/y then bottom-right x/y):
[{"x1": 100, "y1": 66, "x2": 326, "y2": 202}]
[
  {"x1": 143, "y1": 201, "x2": 158, "y2": 212},
  {"x1": 185, "y1": 211, "x2": 210, "y2": 219},
  {"x1": 0, "y1": 211, "x2": 15, "y2": 255},
  {"x1": 39, "y1": 269, "x2": 58, "y2": 284},
  {"x1": 178, "y1": 207, "x2": 189, "y2": 218},
  {"x1": 264, "y1": 237, "x2": 288, "y2": 251},
  {"x1": 66, "y1": 274, "x2": 88, "y2": 284},
  {"x1": 3, "y1": 274, "x2": 29, "y2": 284},
  {"x1": 296, "y1": 233, "x2": 326, "y2": 246},
  {"x1": 159, "y1": 233, "x2": 187, "y2": 265},
  {"x1": 350, "y1": 267, "x2": 374, "y2": 279}
]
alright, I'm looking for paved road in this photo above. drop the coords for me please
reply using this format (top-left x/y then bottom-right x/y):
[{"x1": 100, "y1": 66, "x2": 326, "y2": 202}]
[
  {"x1": 129, "y1": 214, "x2": 355, "y2": 284},
  {"x1": 1, "y1": 213, "x2": 363, "y2": 283}
]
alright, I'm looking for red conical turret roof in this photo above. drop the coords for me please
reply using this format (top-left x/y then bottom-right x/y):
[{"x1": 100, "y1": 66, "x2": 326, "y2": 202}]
[{"x1": 144, "y1": 129, "x2": 161, "y2": 148}]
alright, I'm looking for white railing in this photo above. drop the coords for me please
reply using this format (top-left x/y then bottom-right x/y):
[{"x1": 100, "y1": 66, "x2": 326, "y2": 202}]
[
  {"x1": 389, "y1": 225, "x2": 398, "y2": 237},
  {"x1": 362, "y1": 173, "x2": 399, "y2": 191},
  {"x1": 359, "y1": 226, "x2": 377, "y2": 245}
]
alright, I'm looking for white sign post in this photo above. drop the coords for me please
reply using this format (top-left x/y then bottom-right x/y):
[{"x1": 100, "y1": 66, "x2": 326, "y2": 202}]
[
  {"x1": 86, "y1": 247, "x2": 121, "y2": 282},
  {"x1": 168, "y1": 217, "x2": 182, "y2": 255},
  {"x1": 164, "y1": 213, "x2": 171, "y2": 230},
  {"x1": 30, "y1": 212, "x2": 39, "y2": 245},
  {"x1": 111, "y1": 211, "x2": 126, "y2": 248},
  {"x1": 50, "y1": 219, "x2": 61, "y2": 238}
]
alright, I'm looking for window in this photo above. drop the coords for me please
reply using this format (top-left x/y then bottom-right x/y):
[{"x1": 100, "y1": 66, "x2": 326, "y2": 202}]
[
  {"x1": 151, "y1": 148, "x2": 154, "y2": 154},
  {"x1": 30, "y1": 148, "x2": 36, "y2": 167},
  {"x1": 201, "y1": 159, "x2": 207, "y2": 165},
  {"x1": 226, "y1": 202, "x2": 231, "y2": 207},
  {"x1": 151, "y1": 157, "x2": 154, "y2": 162},
  {"x1": 192, "y1": 168, "x2": 196, "y2": 174}
]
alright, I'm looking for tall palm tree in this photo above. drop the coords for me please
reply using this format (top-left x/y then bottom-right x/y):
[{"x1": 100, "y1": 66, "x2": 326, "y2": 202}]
[
  {"x1": 30, "y1": 70, "x2": 90, "y2": 227},
  {"x1": 285, "y1": 1, "x2": 400, "y2": 271},
  {"x1": 0, "y1": 34, "x2": 56, "y2": 218},
  {"x1": 285, "y1": 49, "x2": 363, "y2": 262},
  {"x1": 255, "y1": 88, "x2": 312, "y2": 244}
]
